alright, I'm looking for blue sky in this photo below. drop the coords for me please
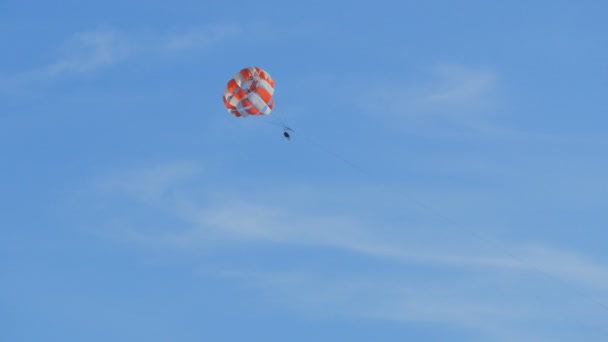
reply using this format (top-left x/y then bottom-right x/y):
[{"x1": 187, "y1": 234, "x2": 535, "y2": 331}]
[{"x1": 1, "y1": 0, "x2": 607, "y2": 341}]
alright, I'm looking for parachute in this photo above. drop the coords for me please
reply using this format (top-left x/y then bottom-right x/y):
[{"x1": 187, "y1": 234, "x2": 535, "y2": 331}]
[{"x1": 223, "y1": 66, "x2": 275, "y2": 118}]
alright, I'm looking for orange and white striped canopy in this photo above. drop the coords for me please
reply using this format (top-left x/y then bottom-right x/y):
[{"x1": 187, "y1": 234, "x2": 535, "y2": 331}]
[{"x1": 223, "y1": 66, "x2": 275, "y2": 117}]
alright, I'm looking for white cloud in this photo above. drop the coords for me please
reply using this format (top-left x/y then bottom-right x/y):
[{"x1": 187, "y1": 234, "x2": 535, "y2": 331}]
[
  {"x1": 418, "y1": 64, "x2": 496, "y2": 107},
  {"x1": 93, "y1": 160, "x2": 201, "y2": 204},
  {"x1": 0, "y1": 24, "x2": 240, "y2": 92},
  {"x1": 175, "y1": 201, "x2": 608, "y2": 293},
  {"x1": 162, "y1": 24, "x2": 240, "y2": 51},
  {"x1": 0, "y1": 30, "x2": 129, "y2": 94},
  {"x1": 90, "y1": 162, "x2": 608, "y2": 293},
  {"x1": 216, "y1": 268, "x2": 602, "y2": 342},
  {"x1": 46, "y1": 30, "x2": 130, "y2": 75},
  {"x1": 346, "y1": 63, "x2": 511, "y2": 140},
  {"x1": 84, "y1": 161, "x2": 608, "y2": 340},
  {"x1": 367, "y1": 64, "x2": 498, "y2": 119}
]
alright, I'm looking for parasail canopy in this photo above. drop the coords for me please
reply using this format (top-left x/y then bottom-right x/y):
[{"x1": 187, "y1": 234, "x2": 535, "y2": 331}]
[{"x1": 223, "y1": 66, "x2": 275, "y2": 118}]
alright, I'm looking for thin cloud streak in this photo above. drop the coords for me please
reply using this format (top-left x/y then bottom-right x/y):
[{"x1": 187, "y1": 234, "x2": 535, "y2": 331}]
[
  {"x1": 94, "y1": 160, "x2": 202, "y2": 204},
  {"x1": 91, "y1": 161, "x2": 608, "y2": 293},
  {"x1": 347, "y1": 63, "x2": 525, "y2": 141},
  {"x1": 46, "y1": 31, "x2": 130, "y2": 75},
  {"x1": 0, "y1": 30, "x2": 129, "y2": 93},
  {"x1": 81, "y1": 161, "x2": 608, "y2": 341},
  {"x1": 185, "y1": 202, "x2": 608, "y2": 292},
  {"x1": 215, "y1": 268, "x2": 601, "y2": 342},
  {"x1": 0, "y1": 24, "x2": 240, "y2": 92},
  {"x1": 162, "y1": 24, "x2": 240, "y2": 51},
  {"x1": 365, "y1": 64, "x2": 498, "y2": 119}
]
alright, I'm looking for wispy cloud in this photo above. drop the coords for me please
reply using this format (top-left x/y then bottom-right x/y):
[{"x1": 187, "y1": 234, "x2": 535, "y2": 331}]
[
  {"x1": 89, "y1": 161, "x2": 608, "y2": 292},
  {"x1": 162, "y1": 24, "x2": 240, "y2": 51},
  {"x1": 348, "y1": 63, "x2": 512, "y2": 139},
  {"x1": 0, "y1": 24, "x2": 240, "y2": 93},
  {"x1": 46, "y1": 30, "x2": 130, "y2": 75},
  {"x1": 169, "y1": 200, "x2": 608, "y2": 292},
  {"x1": 0, "y1": 30, "x2": 129, "y2": 93},
  {"x1": 82, "y1": 161, "x2": 608, "y2": 340},
  {"x1": 216, "y1": 267, "x2": 604, "y2": 342},
  {"x1": 367, "y1": 63, "x2": 498, "y2": 118},
  {"x1": 417, "y1": 64, "x2": 497, "y2": 109},
  {"x1": 94, "y1": 160, "x2": 202, "y2": 204}
]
